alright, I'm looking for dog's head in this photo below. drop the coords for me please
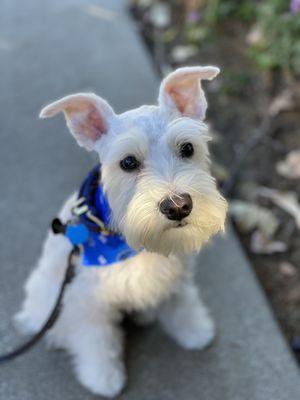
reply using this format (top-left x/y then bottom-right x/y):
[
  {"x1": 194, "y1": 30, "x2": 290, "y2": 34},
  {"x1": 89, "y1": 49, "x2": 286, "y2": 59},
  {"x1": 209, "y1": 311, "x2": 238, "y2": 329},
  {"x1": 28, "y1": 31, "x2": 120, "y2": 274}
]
[{"x1": 40, "y1": 66, "x2": 227, "y2": 255}]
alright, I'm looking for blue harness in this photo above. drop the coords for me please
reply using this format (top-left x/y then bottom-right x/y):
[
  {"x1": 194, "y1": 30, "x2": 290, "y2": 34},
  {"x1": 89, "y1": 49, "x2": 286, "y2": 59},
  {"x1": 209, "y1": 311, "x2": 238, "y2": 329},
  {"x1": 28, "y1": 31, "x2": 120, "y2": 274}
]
[{"x1": 61, "y1": 165, "x2": 137, "y2": 267}]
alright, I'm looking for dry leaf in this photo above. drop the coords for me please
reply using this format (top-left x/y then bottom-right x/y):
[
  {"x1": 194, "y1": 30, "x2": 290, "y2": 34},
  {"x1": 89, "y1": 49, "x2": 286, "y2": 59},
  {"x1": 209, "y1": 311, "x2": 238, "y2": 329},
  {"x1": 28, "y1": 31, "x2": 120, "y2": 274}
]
[
  {"x1": 171, "y1": 45, "x2": 198, "y2": 63},
  {"x1": 230, "y1": 200, "x2": 279, "y2": 238},
  {"x1": 268, "y1": 89, "x2": 294, "y2": 117},
  {"x1": 85, "y1": 5, "x2": 116, "y2": 21},
  {"x1": 250, "y1": 231, "x2": 287, "y2": 255},
  {"x1": 148, "y1": 3, "x2": 171, "y2": 29},
  {"x1": 279, "y1": 262, "x2": 297, "y2": 278},
  {"x1": 246, "y1": 24, "x2": 265, "y2": 46},
  {"x1": 258, "y1": 187, "x2": 300, "y2": 229},
  {"x1": 276, "y1": 150, "x2": 300, "y2": 179}
]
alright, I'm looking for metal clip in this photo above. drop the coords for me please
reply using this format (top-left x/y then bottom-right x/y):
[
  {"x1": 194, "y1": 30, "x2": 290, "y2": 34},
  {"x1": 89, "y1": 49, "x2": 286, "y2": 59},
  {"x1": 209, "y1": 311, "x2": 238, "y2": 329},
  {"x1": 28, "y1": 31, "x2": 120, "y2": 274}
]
[
  {"x1": 71, "y1": 197, "x2": 89, "y2": 217},
  {"x1": 86, "y1": 211, "x2": 111, "y2": 235}
]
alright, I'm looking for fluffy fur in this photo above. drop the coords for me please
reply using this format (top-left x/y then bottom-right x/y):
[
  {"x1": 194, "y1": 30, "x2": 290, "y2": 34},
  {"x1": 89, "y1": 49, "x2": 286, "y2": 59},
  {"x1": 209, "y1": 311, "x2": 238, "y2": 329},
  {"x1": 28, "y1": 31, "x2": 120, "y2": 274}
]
[{"x1": 15, "y1": 66, "x2": 227, "y2": 397}]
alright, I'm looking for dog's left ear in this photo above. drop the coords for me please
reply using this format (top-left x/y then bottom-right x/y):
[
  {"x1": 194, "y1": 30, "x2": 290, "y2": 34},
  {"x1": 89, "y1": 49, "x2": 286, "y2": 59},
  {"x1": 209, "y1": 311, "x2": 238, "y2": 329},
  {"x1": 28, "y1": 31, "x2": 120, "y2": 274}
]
[
  {"x1": 40, "y1": 93, "x2": 115, "y2": 151},
  {"x1": 158, "y1": 66, "x2": 219, "y2": 120}
]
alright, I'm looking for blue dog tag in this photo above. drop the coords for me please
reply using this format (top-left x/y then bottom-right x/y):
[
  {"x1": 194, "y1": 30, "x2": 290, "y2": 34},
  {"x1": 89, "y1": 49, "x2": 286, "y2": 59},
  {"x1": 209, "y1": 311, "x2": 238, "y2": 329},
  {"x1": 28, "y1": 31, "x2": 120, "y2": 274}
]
[{"x1": 65, "y1": 224, "x2": 90, "y2": 245}]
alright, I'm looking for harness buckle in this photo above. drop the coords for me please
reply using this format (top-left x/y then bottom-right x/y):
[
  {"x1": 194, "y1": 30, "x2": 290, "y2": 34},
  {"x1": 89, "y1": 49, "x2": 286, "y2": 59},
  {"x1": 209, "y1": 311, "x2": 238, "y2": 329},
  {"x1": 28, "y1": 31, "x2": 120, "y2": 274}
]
[
  {"x1": 71, "y1": 197, "x2": 111, "y2": 236},
  {"x1": 71, "y1": 197, "x2": 89, "y2": 217},
  {"x1": 85, "y1": 211, "x2": 111, "y2": 236}
]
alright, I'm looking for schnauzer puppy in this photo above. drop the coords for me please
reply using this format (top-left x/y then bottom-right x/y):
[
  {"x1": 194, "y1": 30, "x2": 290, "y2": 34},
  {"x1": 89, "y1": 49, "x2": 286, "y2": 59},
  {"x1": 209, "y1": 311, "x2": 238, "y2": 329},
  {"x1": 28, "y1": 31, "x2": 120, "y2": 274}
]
[{"x1": 15, "y1": 66, "x2": 227, "y2": 397}]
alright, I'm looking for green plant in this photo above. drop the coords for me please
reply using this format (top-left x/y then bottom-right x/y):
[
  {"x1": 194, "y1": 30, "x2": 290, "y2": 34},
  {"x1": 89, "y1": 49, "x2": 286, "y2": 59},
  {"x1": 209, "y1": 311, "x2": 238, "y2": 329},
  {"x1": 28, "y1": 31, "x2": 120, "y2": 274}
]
[
  {"x1": 249, "y1": 0, "x2": 300, "y2": 72},
  {"x1": 185, "y1": 0, "x2": 257, "y2": 44},
  {"x1": 204, "y1": 0, "x2": 256, "y2": 23},
  {"x1": 185, "y1": 0, "x2": 299, "y2": 73}
]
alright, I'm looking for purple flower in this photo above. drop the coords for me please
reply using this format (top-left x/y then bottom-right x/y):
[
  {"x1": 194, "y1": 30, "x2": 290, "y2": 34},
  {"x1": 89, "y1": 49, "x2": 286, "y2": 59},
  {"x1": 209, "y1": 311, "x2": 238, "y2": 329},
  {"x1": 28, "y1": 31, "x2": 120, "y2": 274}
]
[
  {"x1": 186, "y1": 10, "x2": 201, "y2": 24},
  {"x1": 290, "y1": 0, "x2": 300, "y2": 13}
]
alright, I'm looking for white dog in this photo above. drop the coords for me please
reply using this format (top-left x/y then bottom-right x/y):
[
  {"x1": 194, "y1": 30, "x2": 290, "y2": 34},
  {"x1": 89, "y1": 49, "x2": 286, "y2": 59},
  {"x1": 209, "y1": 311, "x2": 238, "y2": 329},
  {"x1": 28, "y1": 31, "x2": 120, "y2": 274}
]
[{"x1": 15, "y1": 66, "x2": 227, "y2": 397}]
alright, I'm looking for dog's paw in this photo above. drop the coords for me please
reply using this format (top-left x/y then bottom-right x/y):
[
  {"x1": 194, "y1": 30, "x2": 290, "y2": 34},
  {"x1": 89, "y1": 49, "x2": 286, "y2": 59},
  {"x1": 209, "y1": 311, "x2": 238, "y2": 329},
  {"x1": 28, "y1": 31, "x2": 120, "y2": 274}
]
[
  {"x1": 173, "y1": 314, "x2": 216, "y2": 350},
  {"x1": 180, "y1": 316, "x2": 215, "y2": 350},
  {"x1": 13, "y1": 310, "x2": 41, "y2": 335},
  {"x1": 75, "y1": 359, "x2": 126, "y2": 398}
]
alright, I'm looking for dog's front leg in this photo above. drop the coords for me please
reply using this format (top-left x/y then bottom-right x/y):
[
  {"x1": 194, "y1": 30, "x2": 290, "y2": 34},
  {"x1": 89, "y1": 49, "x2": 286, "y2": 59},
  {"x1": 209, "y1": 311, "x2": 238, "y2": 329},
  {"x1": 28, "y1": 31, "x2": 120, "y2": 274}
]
[
  {"x1": 14, "y1": 230, "x2": 72, "y2": 335},
  {"x1": 15, "y1": 193, "x2": 76, "y2": 335},
  {"x1": 54, "y1": 280, "x2": 126, "y2": 398},
  {"x1": 69, "y1": 316, "x2": 126, "y2": 398},
  {"x1": 158, "y1": 278, "x2": 215, "y2": 350}
]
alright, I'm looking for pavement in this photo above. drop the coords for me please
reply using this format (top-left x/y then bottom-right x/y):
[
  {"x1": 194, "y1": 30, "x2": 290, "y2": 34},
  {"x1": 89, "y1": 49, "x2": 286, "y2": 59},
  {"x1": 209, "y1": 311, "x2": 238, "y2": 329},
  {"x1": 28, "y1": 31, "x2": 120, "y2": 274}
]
[{"x1": 0, "y1": 1, "x2": 299, "y2": 399}]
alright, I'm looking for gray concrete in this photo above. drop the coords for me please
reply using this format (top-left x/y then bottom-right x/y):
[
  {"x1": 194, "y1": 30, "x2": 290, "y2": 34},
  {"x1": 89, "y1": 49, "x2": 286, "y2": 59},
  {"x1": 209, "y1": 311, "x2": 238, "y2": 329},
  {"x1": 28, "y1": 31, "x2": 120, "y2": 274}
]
[{"x1": 0, "y1": 0, "x2": 299, "y2": 399}]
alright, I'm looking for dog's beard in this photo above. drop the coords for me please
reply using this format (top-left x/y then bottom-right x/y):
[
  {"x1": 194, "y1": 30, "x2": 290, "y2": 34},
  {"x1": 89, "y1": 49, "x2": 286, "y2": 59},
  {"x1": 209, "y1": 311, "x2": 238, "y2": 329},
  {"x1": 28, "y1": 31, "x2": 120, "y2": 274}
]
[{"x1": 122, "y1": 174, "x2": 227, "y2": 256}]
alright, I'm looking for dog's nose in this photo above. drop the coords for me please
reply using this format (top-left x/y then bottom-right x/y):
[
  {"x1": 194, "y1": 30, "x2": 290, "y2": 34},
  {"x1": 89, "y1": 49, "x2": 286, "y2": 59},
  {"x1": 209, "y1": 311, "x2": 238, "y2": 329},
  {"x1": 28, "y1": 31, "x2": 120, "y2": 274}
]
[{"x1": 159, "y1": 193, "x2": 193, "y2": 221}]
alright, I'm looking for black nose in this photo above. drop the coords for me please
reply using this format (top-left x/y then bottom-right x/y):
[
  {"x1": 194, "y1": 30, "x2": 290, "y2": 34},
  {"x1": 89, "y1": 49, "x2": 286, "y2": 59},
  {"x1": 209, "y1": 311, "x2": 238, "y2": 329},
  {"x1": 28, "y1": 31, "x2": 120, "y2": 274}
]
[{"x1": 159, "y1": 193, "x2": 193, "y2": 221}]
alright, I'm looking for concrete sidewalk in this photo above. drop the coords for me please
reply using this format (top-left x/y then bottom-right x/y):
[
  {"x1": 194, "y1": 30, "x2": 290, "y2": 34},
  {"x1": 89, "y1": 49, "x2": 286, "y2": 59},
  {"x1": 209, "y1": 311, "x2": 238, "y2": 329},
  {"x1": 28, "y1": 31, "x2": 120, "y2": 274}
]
[{"x1": 0, "y1": 1, "x2": 299, "y2": 399}]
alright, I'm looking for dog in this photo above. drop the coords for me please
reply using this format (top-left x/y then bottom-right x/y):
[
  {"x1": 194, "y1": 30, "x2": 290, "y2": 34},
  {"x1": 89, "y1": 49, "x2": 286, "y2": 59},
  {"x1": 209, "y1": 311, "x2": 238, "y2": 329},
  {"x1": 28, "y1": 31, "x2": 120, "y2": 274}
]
[{"x1": 14, "y1": 66, "x2": 227, "y2": 397}]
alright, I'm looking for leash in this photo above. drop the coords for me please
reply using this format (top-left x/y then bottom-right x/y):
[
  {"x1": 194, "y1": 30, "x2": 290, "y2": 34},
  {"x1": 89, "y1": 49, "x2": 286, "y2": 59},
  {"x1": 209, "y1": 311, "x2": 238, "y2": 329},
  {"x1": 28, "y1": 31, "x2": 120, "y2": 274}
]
[
  {"x1": 0, "y1": 166, "x2": 100, "y2": 363},
  {"x1": 0, "y1": 164, "x2": 136, "y2": 363},
  {"x1": 0, "y1": 245, "x2": 79, "y2": 363}
]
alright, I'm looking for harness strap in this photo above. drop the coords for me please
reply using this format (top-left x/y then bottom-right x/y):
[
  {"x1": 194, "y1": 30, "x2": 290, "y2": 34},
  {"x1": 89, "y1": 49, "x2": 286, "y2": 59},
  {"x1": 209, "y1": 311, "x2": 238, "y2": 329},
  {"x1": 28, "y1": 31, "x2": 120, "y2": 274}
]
[{"x1": 73, "y1": 164, "x2": 111, "y2": 234}]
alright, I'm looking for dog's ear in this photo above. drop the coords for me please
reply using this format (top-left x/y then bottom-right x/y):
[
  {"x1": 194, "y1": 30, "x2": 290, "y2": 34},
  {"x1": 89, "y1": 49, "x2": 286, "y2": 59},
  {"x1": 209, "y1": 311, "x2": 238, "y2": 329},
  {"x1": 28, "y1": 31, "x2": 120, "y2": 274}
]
[
  {"x1": 40, "y1": 93, "x2": 115, "y2": 150},
  {"x1": 158, "y1": 66, "x2": 219, "y2": 120}
]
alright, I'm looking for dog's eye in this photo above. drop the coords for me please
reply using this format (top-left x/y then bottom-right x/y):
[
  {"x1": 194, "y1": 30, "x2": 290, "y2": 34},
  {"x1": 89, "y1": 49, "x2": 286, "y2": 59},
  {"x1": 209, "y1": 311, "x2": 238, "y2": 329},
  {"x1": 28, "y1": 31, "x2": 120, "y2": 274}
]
[
  {"x1": 120, "y1": 155, "x2": 140, "y2": 172},
  {"x1": 179, "y1": 142, "x2": 194, "y2": 158}
]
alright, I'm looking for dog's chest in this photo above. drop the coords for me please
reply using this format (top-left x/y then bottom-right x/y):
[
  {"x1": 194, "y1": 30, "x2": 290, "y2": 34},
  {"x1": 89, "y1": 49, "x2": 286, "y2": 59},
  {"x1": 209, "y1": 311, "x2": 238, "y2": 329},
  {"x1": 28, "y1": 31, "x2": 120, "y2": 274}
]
[{"x1": 94, "y1": 252, "x2": 184, "y2": 310}]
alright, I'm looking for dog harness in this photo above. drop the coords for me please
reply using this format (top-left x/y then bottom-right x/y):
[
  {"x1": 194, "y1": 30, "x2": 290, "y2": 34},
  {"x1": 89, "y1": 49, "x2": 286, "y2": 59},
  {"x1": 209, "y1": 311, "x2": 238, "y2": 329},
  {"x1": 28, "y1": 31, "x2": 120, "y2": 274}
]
[
  {"x1": 53, "y1": 165, "x2": 137, "y2": 267},
  {"x1": 0, "y1": 165, "x2": 138, "y2": 363}
]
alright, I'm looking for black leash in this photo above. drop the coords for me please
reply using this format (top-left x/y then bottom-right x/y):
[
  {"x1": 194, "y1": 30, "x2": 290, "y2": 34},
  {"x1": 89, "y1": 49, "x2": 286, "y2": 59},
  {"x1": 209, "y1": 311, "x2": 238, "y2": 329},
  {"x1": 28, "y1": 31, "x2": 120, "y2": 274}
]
[
  {"x1": 0, "y1": 245, "x2": 79, "y2": 363},
  {"x1": 0, "y1": 165, "x2": 112, "y2": 364}
]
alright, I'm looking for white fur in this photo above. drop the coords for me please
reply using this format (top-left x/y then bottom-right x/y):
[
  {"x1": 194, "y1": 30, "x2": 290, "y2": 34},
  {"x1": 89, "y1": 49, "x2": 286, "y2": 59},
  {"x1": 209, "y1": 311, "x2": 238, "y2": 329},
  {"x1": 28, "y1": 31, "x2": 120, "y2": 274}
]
[{"x1": 16, "y1": 67, "x2": 227, "y2": 397}]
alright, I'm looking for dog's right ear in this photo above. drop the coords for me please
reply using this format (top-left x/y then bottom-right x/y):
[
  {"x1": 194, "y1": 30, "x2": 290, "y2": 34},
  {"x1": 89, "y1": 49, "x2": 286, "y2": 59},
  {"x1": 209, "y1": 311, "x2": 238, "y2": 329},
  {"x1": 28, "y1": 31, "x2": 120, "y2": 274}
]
[{"x1": 40, "y1": 93, "x2": 115, "y2": 151}]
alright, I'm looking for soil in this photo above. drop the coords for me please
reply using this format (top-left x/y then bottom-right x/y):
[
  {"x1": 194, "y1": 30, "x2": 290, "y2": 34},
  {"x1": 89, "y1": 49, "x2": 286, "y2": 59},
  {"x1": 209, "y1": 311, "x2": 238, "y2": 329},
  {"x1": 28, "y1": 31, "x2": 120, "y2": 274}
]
[{"x1": 130, "y1": 1, "x2": 300, "y2": 361}]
